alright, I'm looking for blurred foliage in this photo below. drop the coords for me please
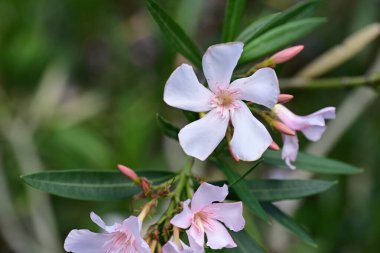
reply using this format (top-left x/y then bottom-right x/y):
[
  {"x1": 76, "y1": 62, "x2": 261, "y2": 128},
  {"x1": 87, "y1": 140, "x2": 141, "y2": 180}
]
[{"x1": 0, "y1": 0, "x2": 379, "y2": 252}]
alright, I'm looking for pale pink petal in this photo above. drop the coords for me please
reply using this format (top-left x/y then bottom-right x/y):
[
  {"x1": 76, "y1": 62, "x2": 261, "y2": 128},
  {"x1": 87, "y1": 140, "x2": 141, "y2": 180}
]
[
  {"x1": 164, "y1": 64, "x2": 214, "y2": 112},
  {"x1": 230, "y1": 68, "x2": 279, "y2": 108},
  {"x1": 89, "y1": 212, "x2": 117, "y2": 233},
  {"x1": 191, "y1": 183, "x2": 228, "y2": 212},
  {"x1": 178, "y1": 109, "x2": 229, "y2": 161},
  {"x1": 64, "y1": 229, "x2": 110, "y2": 253},
  {"x1": 301, "y1": 125, "x2": 327, "y2": 141},
  {"x1": 281, "y1": 134, "x2": 299, "y2": 170},
  {"x1": 307, "y1": 107, "x2": 336, "y2": 120},
  {"x1": 187, "y1": 225, "x2": 205, "y2": 248},
  {"x1": 202, "y1": 43, "x2": 243, "y2": 92},
  {"x1": 170, "y1": 200, "x2": 193, "y2": 229},
  {"x1": 230, "y1": 101, "x2": 272, "y2": 161},
  {"x1": 273, "y1": 104, "x2": 325, "y2": 130},
  {"x1": 135, "y1": 239, "x2": 151, "y2": 253},
  {"x1": 162, "y1": 240, "x2": 194, "y2": 253},
  {"x1": 121, "y1": 216, "x2": 142, "y2": 239},
  {"x1": 204, "y1": 220, "x2": 237, "y2": 249},
  {"x1": 208, "y1": 202, "x2": 245, "y2": 232}
]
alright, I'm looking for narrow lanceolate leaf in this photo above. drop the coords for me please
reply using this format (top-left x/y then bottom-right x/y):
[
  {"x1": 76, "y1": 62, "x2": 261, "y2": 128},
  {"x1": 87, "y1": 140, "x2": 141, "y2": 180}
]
[
  {"x1": 212, "y1": 158, "x2": 269, "y2": 222},
  {"x1": 236, "y1": 0, "x2": 318, "y2": 43},
  {"x1": 145, "y1": 0, "x2": 202, "y2": 68},
  {"x1": 156, "y1": 113, "x2": 180, "y2": 140},
  {"x1": 222, "y1": 0, "x2": 246, "y2": 42},
  {"x1": 262, "y1": 150, "x2": 363, "y2": 174},
  {"x1": 262, "y1": 202, "x2": 317, "y2": 247},
  {"x1": 240, "y1": 18, "x2": 326, "y2": 63},
  {"x1": 21, "y1": 170, "x2": 174, "y2": 201},
  {"x1": 248, "y1": 179, "x2": 337, "y2": 201}
]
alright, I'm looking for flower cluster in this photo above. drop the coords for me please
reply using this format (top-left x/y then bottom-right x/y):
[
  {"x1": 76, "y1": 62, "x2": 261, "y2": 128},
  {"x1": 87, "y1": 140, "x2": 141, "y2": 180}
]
[
  {"x1": 64, "y1": 182, "x2": 244, "y2": 253},
  {"x1": 164, "y1": 42, "x2": 335, "y2": 169}
]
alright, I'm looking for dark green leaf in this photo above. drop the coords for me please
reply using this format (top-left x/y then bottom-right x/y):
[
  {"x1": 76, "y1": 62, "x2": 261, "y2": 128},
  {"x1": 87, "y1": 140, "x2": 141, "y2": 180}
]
[
  {"x1": 222, "y1": 0, "x2": 246, "y2": 42},
  {"x1": 212, "y1": 158, "x2": 269, "y2": 222},
  {"x1": 145, "y1": 0, "x2": 202, "y2": 68},
  {"x1": 248, "y1": 179, "x2": 337, "y2": 201},
  {"x1": 183, "y1": 110, "x2": 199, "y2": 122},
  {"x1": 262, "y1": 202, "x2": 317, "y2": 247},
  {"x1": 240, "y1": 18, "x2": 326, "y2": 63},
  {"x1": 223, "y1": 230, "x2": 266, "y2": 253},
  {"x1": 21, "y1": 170, "x2": 174, "y2": 201},
  {"x1": 229, "y1": 160, "x2": 261, "y2": 187},
  {"x1": 237, "y1": 0, "x2": 318, "y2": 43},
  {"x1": 263, "y1": 150, "x2": 363, "y2": 174},
  {"x1": 156, "y1": 113, "x2": 180, "y2": 140}
]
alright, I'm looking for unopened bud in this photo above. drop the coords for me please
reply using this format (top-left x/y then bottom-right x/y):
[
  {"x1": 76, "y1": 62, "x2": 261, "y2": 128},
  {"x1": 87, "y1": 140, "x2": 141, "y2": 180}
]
[
  {"x1": 269, "y1": 141, "x2": 280, "y2": 151},
  {"x1": 273, "y1": 121, "x2": 296, "y2": 136},
  {"x1": 141, "y1": 178, "x2": 151, "y2": 195},
  {"x1": 271, "y1": 45, "x2": 304, "y2": 64},
  {"x1": 277, "y1": 94, "x2": 294, "y2": 104},
  {"x1": 117, "y1": 164, "x2": 139, "y2": 183}
]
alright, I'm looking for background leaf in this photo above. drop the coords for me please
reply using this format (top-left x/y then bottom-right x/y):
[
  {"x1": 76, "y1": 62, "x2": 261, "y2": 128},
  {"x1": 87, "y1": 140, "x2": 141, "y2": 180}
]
[
  {"x1": 212, "y1": 158, "x2": 269, "y2": 222},
  {"x1": 222, "y1": 0, "x2": 246, "y2": 42},
  {"x1": 262, "y1": 150, "x2": 363, "y2": 174},
  {"x1": 236, "y1": 0, "x2": 318, "y2": 43},
  {"x1": 240, "y1": 17, "x2": 326, "y2": 63},
  {"x1": 262, "y1": 202, "x2": 317, "y2": 247},
  {"x1": 21, "y1": 170, "x2": 174, "y2": 201},
  {"x1": 145, "y1": 0, "x2": 202, "y2": 68},
  {"x1": 223, "y1": 230, "x2": 266, "y2": 253},
  {"x1": 156, "y1": 113, "x2": 180, "y2": 140}
]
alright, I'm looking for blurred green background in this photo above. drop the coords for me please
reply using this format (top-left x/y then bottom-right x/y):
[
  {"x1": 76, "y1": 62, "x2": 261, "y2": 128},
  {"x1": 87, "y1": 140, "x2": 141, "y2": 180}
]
[{"x1": 0, "y1": 0, "x2": 379, "y2": 252}]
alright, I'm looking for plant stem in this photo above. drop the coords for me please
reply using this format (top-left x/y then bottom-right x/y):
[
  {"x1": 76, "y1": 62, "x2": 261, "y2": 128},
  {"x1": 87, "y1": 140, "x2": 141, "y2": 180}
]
[{"x1": 280, "y1": 72, "x2": 380, "y2": 89}]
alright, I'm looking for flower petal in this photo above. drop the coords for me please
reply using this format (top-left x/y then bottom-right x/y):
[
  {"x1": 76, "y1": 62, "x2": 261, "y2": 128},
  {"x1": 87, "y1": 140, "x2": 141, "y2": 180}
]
[
  {"x1": 170, "y1": 199, "x2": 193, "y2": 229},
  {"x1": 204, "y1": 220, "x2": 236, "y2": 249},
  {"x1": 187, "y1": 225, "x2": 205, "y2": 249},
  {"x1": 202, "y1": 42, "x2": 243, "y2": 92},
  {"x1": 164, "y1": 64, "x2": 214, "y2": 112},
  {"x1": 64, "y1": 229, "x2": 110, "y2": 253},
  {"x1": 135, "y1": 239, "x2": 152, "y2": 253},
  {"x1": 178, "y1": 109, "x2": 229, "y2": 161},
  {"x1": 230, "y1": 68, "x2": 279, "y2": 108},
  {"x1": 162, "y1": 240, "x2": 194, "y2": 253},
  {"x1": 301, "y1": 125, "x2": 327, "y2": 141},
  {"x1": 208, "y1": 202, "x2": 245, "y2": 232},
  {"x1": 307, "y1": 107, "x2": 336, "y2": 120},
  {"x1": 230, "y1": 101, "x2": 272, "y2": 161},
  {"x1": 191, "y1": 183, "x2": 228, "y2": 212},
  {"x1": 122, "y1": 216, "x2": 142, "y2": 239},
  {"x1": 281, "y1": 134, "x2": 299, "y2": 170}
]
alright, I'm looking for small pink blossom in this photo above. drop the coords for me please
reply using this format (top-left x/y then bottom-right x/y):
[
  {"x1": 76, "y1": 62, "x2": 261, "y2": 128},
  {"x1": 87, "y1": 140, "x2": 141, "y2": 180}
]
[
  {"x1": 64, "y1": 212, "x2": 150, "y2": 253},
  {"x1": 170, "y1": 183, "x2": 245, "y2": 250},
  {"x1": 270, "y1": 45, "x2": 304, "y2": 64},
  {"x1": 273, "y1": 104, "x2": 336, "y2": 169},
  {"x1": 164, "y1": 42, "x2": 279, "y2": 161}
]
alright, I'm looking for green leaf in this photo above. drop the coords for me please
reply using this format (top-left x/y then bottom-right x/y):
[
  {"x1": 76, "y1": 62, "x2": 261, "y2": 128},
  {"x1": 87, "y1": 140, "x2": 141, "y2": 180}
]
[
  {"x1": 212, "y1": 158, "x2": 269, "y2": 222},
  {"x1": 21, "y1": 170, "x2": 174, "y2": 201},
  {"x1": 222, "y1": 0, "x2": 246, "y2": 42},
  {"x1": 145, "y1": 0, "x2": 202, "y2": 68},
  {"x1": 262, "y1": 150, "x2": 363, "y2": 174},
  {"x1": 240, "y1": 17, "x2": 326, "y2": 63},
  {"x1": 223, "y1": 230, "x2": 266, "y2": 253},
  {"x1": 262, "y1": 202, "x2": 317, "y2": 247},
  {"x1": 248, "y1": 179, "x2": 337, "y2": 202},
  {"x1": 236, "y1": 0, "x2": 318, "y2": 43},
  {"x1": 156, "y1": 113, "x2": 180, "y2": 140},
  {"x1": 229, "y1": 160, "x2": 262, "y2": 187}
]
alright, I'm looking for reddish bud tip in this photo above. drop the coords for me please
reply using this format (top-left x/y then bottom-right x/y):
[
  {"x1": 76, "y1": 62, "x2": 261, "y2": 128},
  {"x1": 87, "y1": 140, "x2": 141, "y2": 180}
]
[
  {"x1": 117, "y1": 164, "x2": 139, "y2": 182},
  {"x1": 271, "y1": 45, "x2": 304, "y2": 64},
  {"x1": 277, "y1": 94, "x2": 294, "y2": 104},
  {"x1": 141, "y1": 178, "x2": 151, "y2": 195},
  {"x1": 269, "y1": 141, "x2": 280, "y2": 151},
  {"x1": 273, "y1": 121, "x2": 296, "y2": 136}
]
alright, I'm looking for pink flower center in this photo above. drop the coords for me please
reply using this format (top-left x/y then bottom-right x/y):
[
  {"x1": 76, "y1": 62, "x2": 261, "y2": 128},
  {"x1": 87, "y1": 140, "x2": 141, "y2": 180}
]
[
  {"x1": 105, "y1": 229, "x2": 136, "y2": 253},
  {"x1": 210, "y1": 88, "x2": 240, "y2": 117},
  {"x1": 193, "y1": 210, "x2": 213, "y2": 232}
]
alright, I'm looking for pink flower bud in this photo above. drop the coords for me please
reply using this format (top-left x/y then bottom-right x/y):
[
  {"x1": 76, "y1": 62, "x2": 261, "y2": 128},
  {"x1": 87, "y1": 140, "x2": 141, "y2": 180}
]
[
  {"x1": 277, "y1": 94, "x2": 294, "y2": 104},
  {"x1": 273, "y1": 121, "x2": 296, "y2": 136},
  {"x1": 141, "y1": 178, "x2": 151, "y2": 195},
  {"x1": 271, "y1": 45, "x2": 304, "y2": 64},
  {"x1": 117, "y1": 164, "x2": 139, "y2": 182},
  {"x1": 268, "y1": 141, "x2": 280, "y2": 151}
]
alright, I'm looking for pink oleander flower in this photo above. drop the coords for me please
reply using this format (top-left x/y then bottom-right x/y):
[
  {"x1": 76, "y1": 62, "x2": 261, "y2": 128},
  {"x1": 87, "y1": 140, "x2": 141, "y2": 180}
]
[
  {"x1": 170, "y1": 183, "x2": 245, "y2": 250},
  {"x1": 273, "y1": 104, "x2": 336, "y2": 169},
  {"x1": 64, "y1": 212, "x2": 150, "y2": 253},
  {"x1": 164, "y1": 42, "x2": 279, "y2": 161},
  {"x1": 162, "y1": 239, "x2": 194, "y2": 253}
]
